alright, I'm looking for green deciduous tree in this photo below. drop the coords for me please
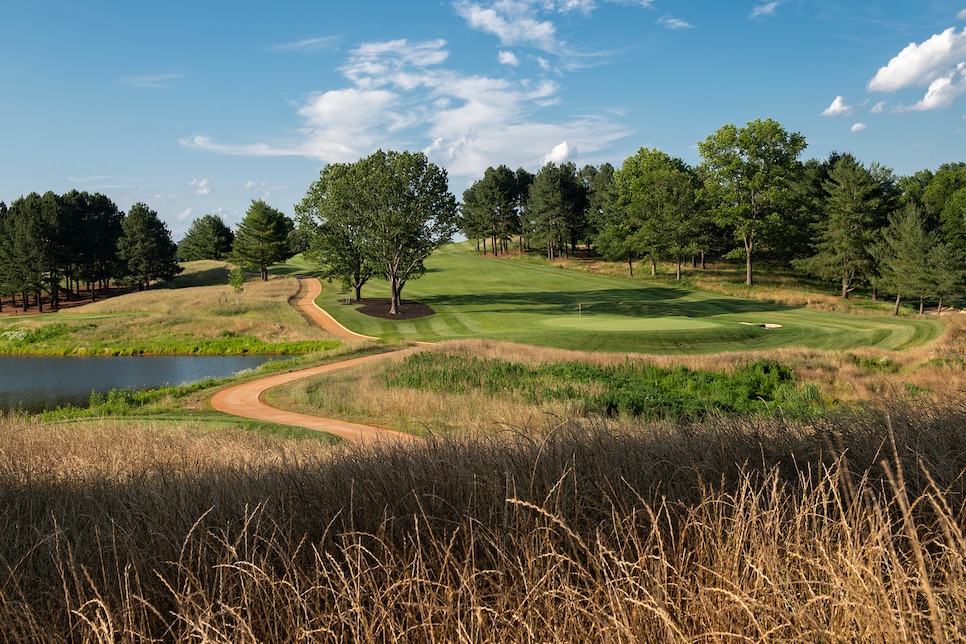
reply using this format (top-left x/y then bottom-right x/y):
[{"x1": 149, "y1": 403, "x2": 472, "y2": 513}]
[
  {"x1": 178, "y1": 214, "x2": 235, "y2": 261},
  {"x1": 231, "y1": 200, "x2": 294, "y2": 281},
  {"x1": 117, "y1": 202, "x2": 182, "y2": 290},
  {"x1": 610, "y1": 148, "x2": 703, "y2": 280},
  {"x1": 295, "y1": 161, "x2": 377, "y2": 302},
  {"x1": 363, "y1": 150, "x2": 459, "y2": 315},
  {"x1": 297, "y1": 150, "x2": 459, "y2": 315},
  {"x1": 698, "y1": 118, "x2": 807, "y2": 286}
]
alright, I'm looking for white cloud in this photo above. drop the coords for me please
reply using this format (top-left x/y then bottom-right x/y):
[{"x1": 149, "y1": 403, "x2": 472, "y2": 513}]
[
  {"x1": 542, "y1": 141, "x2": 577, "y2": 164},
  {"x1": 821, "y1": 95, "x2": 853, "y2": 116},
  {"x1": 183, "y1": 38, "x2": 631, "y2": 183},
  {"x1": 870, "y1": 101, "x2": 887, "y2": 113},
  {"x1": 850, "y1": 123, "x2": 867, "y2": 133},
  {"x1": 959, "y1": 9, "x2": 966, "y2": 20},
  {"x1": 177, "y1": 207, "x2": 193, "y2": 221},
  {"x1": 868, "y1": 27, "x2": 966, "y2": 92},
  {"x1": 189, "y1": 178, "x2": 210, "y2": 195},
  {"x1": 657, "y1": 15, "x2": 693, "y2": 30},
  {"x1": 903, "y1": 62, "x2": 966, "y2": 110},
  {"x1": 117, "y1": 73, "x2": 182, "y2": 89},
  {"x1": 750, "y1": 2, "x2": 780, "y2": 19},
  {"x1": 454, "y1": 1, "x2": 559, "y2": 51},
  {"x1": 499, "y1": 50, "x2": 520, "y2": 65}
]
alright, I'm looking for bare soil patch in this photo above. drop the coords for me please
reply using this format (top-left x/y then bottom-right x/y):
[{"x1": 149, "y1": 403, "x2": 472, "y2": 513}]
[{"x1": 353, "y1": 298, "x2": 436, "y2": 320}]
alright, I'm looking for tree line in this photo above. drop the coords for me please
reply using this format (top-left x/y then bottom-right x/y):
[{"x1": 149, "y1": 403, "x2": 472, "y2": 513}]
[
  {"x1": 0, "y1": 191, "x2": 302, "y2": 313},
  {"x1": 0, "y1": 191, "x2": 181, "y2": 313},
  {"x1": 460, "y1": 118, "x2": 966, "y2": 314}
]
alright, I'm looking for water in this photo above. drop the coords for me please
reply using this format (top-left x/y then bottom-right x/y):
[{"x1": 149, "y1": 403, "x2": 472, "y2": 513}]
[{"x1": 0, "y1": 355, "x2": 283, "y2": 412}]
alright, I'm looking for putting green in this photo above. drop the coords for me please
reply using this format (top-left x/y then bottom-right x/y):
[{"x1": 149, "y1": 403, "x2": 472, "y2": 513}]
[{"x1": 541, "y1": 315, "x2": 720, "y2": 332}]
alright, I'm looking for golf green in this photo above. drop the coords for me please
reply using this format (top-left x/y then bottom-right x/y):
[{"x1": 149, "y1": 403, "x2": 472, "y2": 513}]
[{"x1": 541, "y1": 315, "x2": 720, "y2": 331}]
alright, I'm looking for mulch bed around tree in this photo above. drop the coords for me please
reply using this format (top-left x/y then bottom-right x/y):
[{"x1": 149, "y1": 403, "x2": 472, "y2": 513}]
[
  {"x1": 0, "y1": 286, "x2": 134, "y2": 317},
  {"x1": 352, "y1": 298, "x2": 436, "y2": 321}
]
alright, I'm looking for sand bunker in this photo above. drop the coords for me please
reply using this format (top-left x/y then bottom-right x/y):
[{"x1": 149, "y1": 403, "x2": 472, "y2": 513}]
[{"x1": 739, "y1": 322, "x2": 783, "y2": 329}]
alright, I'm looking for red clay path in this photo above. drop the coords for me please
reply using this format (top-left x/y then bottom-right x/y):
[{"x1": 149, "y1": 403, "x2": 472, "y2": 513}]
[{"x1": 210, "y1": 277, "x2": 414, "y2": 444}]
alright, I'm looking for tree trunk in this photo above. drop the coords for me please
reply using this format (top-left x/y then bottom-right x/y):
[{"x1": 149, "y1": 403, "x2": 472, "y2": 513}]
[
  {"x1": 650, "y1": 257, "x2": 656, "y2": 277},
  {"x1": 841, "y1": 277, "x2": 849, "y2": 299},
  {"x1": 627, "y1": 255, "x2": 633, "y2": 277},
  {"x1": 354, "y1": 284, "x2": 363, "y2": 302},
  {"x1": 892, "y1": 293, "x2": 901, "y2": 316},
  {"x1": 745, "y1": 251, "x2": 753, "y2": 286},
  {"x1": 260, "y1": 266, "x2": 269, "y2": 281},
  {"x1": 919, "y1": 295, "x2": 925, "y2": 315},
  {"x1": 937, "y1": 296, "x2": 944, "y2": 315},
  {"x1": 701, "y1": 250, "x2": 706, "y2": 270},
  {"x1": 676, "y1": 259, "x2": 682, "y2": 281},
  {"x1": 871, "y1": 286, "x2": 877, "y2": 302}
]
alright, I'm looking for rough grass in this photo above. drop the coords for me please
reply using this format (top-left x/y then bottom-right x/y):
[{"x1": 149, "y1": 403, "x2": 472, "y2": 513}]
[
  {"x1": 2, "y1": 396, "x2": 966, "y2": 641},
  {"x1": 0, "y1": 262, "x2": 342, "y2": 355}
]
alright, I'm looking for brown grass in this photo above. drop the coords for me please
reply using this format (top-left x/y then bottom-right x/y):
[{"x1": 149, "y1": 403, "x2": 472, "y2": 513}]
[{"x1": 2, "y1": 397, "x2": 966, "y2": 641}]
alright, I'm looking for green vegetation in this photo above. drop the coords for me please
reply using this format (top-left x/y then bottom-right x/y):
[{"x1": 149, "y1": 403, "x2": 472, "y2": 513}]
[
  {"x1": 385, "y1": 351, "x2": 815, "y2": 420},
  {"x1": 308, "y1": 242, "x2": 942, "y2": 353}
]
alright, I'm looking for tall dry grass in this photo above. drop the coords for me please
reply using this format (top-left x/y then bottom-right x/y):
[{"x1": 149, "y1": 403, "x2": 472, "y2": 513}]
[{"x1": 2, "y1": 396, "x2": 966, "y2": 641}]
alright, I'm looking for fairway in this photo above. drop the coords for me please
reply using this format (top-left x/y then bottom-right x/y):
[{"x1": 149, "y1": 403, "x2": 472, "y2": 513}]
[{"x1": 293, "y1": 243, "x2": 943, "y2": 354}]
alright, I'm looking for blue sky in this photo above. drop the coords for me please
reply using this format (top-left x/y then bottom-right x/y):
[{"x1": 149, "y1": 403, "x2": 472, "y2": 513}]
[{"x1": 3, "y1": 1, "x2": 966, "y2": 239}]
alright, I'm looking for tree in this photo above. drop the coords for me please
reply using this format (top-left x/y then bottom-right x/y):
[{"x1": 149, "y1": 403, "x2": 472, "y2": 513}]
[
  {"x1": 698, "y1": 118, "x2": 807, "y2": 286},
  {"x1": 578, "y1": 163, "x2": 615, "y2": 251},
  {"x1": 460, "y1": 165, "x2": 520, "y2": 255},
  {"x1": 295, "y1": 161, "x2": 377, "y2": 302},
  {"x1": 362, "y1": 150, "x2": 459, "y2": 315},
  {"x1": 178, "y1": 214, "x2": 235, "y2": 261},
  {"x1": 794, "y1": 155, "x2": 887, "y2": 298},
  {"x1": 117, "y1": 202, "x2": 182, "y2": 290},
  {"x1": 875, "y1": 204, "x2": 935, "y2": 315},
  {"x1": 231, "y1": 200, "x2": 294, "y2": 281},
  {"x1": 526, "y1": 162, "x2": 588, "y2": 260},
  {"x1": 610, "y1": 148, "x2": 702, "y2": 280}
]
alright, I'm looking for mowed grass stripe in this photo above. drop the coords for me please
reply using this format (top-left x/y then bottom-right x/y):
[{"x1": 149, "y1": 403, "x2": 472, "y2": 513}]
[{"x1": 299, "y1": 243, "x2": 942, "y2": 354}]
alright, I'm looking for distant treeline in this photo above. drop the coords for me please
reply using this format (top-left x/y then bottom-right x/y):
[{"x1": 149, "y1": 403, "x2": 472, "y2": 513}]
[
  {"x1": 0, "y1": 191, "x2": 180, "y2": 313},
  {"x1": 461, "y1": 119, "x2": 966, "y2": 312}
]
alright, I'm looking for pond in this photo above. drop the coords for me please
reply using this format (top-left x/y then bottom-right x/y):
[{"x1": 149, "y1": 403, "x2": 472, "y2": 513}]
[{"x1": 0, "y1": 355, "x2": 285, "y2": 412}]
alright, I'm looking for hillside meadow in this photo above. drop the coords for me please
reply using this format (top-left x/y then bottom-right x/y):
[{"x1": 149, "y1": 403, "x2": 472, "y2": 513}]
[{"x1": 3, "y1": 247, "x2": 966, "y2": 640}]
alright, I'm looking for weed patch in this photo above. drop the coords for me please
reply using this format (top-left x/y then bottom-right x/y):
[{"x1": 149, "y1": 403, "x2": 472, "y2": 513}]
[{"x1": 384, "y1": 351, "x2": 815, "y2": 420}]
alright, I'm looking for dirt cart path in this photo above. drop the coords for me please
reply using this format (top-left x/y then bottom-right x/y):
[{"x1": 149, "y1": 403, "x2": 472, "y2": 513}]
[{"x1": 210, "y1": 276, "x2": 413, "y2": 444}]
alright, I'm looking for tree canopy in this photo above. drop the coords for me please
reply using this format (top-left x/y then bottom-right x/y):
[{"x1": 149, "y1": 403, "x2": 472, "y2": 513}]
[
  {"x1": 178, "y1": 214, "x2": 235, "y2": 261},
  {"x1": 231, "y1": 200, "x2": 295, "y2": 281},
  {"x1": 698, "y1": 118, "x2": 807, "y2": 286},
  {"x1": 117, "y1": 202, "x2": 182, "y2": 290},
  {"x1": 297, "y1": 150, "x2": 459, "y2": 315}
]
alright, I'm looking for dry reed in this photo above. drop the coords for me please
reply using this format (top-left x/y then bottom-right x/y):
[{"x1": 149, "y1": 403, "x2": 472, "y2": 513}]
[{"x1": 2, "y1": 395, "x2": 966, "y2": 641}]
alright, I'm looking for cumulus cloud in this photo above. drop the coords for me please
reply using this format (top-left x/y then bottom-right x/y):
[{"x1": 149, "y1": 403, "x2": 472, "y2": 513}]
[
  {"x1": 850, "y1": 123, "x2": 867, "y2": 133},
  {"x1": 190, "y1": 178, "x2": 210, "y2": 195},
  {"x1": 542, "y1": 141, "x2": 577, "y2": 164},
  {"x1": 499, "y1": 50, "x2": 520, "y2": 65},
  {"x1": 183, "y1": 38, "x2": 631, "y2": 182},
  {"x1": 454, "y1": 1, "x2": 560, "y2": 52},
  {"x1": 959, "y1": 9, "x2": 966, "y2": 20},
  {"x1": 821, "y1": 95, "x2": 853, "y2": 116},
  {"x1": 658, "y1": 15, "x2": 693, "y2": 30},
  {"x1": 867, "y1": 26, "x2": 966, "y2": 110}
]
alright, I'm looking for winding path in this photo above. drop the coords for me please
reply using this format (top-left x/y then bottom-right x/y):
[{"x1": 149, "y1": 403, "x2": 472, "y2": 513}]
[{"x1": 210, "y1": 277, "x2": 414, "y2": 444}]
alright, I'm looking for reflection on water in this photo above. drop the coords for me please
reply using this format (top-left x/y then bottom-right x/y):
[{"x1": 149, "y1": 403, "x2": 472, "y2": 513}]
[{"x1": 0, "y1": 355, "x2": 282, "y2": 412}]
